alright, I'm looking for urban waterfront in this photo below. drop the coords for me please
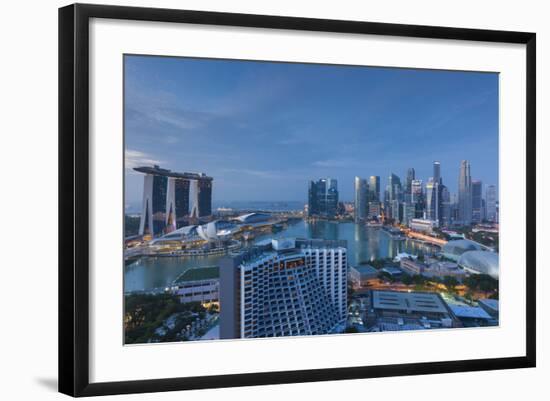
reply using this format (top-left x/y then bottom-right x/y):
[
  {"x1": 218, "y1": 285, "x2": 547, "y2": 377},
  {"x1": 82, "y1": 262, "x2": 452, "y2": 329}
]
[
  {"x1": 124, "y1": 219, "x2": 437, "y2": 292},
  {"x1": 123, "y1": 55, "x2": 499, "y2": 344}
]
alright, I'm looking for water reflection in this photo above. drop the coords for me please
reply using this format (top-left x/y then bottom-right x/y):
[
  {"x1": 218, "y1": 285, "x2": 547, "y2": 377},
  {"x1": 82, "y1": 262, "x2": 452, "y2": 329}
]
[{"x1": 124, "y1": 220, "x2": 437, "y2": 292}]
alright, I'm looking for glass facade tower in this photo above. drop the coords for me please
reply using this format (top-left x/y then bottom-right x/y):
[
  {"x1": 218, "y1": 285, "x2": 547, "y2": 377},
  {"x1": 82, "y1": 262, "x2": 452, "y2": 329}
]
[
  {"x1": 354, "y1": 177, "x2": 368, "y2": 222},
  {"x1": 486, "y1": 185, "x2": 497, "y2": 222},
  {"x1": 472, "y1": 179, "x2": 483, "y2": 223},
  {"x1": 458, "y1": 160, "x2": 473, "y2": 225},
  {"x1": 308, "y1": 178, "x2": 339, "y2": 218}
]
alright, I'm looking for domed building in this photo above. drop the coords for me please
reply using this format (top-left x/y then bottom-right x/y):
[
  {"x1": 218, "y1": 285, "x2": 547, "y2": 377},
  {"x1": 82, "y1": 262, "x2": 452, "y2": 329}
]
[
  {"x1": 441, "y1": 239, "x2": 484, "y2": 262},
  {"x1": 458, "y1": 251, "x2": 499, "y2": 280}
]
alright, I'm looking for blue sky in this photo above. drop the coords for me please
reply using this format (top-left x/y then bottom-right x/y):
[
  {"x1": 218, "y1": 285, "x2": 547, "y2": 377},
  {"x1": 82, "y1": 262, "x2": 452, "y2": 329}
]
[{"x1": 124, "y1": 55, "x2": 498, "y2": 207}]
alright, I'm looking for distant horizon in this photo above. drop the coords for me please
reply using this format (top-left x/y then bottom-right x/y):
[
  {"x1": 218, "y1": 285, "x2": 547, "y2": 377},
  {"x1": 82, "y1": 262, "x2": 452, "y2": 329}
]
[{"x1": 125, "y1": 55, "x2": 499, "y2": 206}]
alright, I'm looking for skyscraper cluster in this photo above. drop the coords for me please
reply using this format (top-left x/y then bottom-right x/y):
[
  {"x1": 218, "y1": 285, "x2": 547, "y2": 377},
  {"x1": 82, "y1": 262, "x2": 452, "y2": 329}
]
[{"x1": 351, "y1": 160, "x2": 497, "y2": 227}]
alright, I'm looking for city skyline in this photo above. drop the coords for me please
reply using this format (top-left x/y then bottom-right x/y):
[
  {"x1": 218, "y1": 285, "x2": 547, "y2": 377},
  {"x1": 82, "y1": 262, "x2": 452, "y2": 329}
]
[
  {"x1": 124, "y1": 55, "x2": 500, "y2": 345},
  {"x1": 125, "y1": 55, "x2": 499, "y2": 207}
]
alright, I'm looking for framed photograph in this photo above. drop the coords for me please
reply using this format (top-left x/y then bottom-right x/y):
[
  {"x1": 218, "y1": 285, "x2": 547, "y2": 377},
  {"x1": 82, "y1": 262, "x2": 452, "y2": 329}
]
[{"x1": 59, "y1": 3, "x2": 536, "y2": 397}]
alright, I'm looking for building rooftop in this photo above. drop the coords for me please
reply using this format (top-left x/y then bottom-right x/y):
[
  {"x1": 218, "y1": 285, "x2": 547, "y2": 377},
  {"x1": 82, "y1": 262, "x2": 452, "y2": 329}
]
[
  {"x1": 237, "y1": 238, "x2": 347, "y2": 267},
  {"x1": 372, "y1": 290, "x2": 448, "y2": 314},
  {"x1": 353, "y1": 264, "x2": 378, "y2": 275},
  {"x1": 381, "y1": 266, "x2": 403, "y2": 275},
  {"x1": 234, "y1": 212, "x2": 273, "y2": 223},
  {"x1": 173, "y1": 266, "x2": 219, "y2": 284},
  {"x1": 394, "y1": 252, "x2": 417, "y2": 262},
  {"x1": 133, "y1": 165, "x2": 212, "y2": 180},
  {"x1": 449, "y1": 305, "x2": 492, "y2": 320},
  {"x1": 478, "y1": 298, "x2": 499, "y2": 312}
]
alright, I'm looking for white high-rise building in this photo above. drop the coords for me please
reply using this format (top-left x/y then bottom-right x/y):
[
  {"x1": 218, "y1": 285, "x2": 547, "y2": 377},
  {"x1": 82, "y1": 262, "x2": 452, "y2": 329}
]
[{"x1": 220, "y1": 239, "x2": 347, "y2": 339}]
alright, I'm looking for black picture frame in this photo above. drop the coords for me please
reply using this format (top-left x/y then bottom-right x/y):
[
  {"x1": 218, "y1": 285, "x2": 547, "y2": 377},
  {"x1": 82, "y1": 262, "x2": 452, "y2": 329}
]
[{"x1": 59, "y1": 3, "x2": 536, "y2": 397}]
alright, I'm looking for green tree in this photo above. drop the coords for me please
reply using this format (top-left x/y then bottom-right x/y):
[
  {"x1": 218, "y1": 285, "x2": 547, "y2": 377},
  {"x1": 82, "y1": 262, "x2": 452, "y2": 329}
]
[
  {"x1": 443, "y1": 276, "x2": 459, "y2": 292},
  {"x1": 401, "y1": 274, "x2": 414, "y2": 286}
]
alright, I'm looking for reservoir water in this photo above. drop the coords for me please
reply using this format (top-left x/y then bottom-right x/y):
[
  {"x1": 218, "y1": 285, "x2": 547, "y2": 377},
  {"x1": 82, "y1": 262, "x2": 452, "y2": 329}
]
[{"x1": 124, "y1": 220, "x2": 437, "y2": 292}]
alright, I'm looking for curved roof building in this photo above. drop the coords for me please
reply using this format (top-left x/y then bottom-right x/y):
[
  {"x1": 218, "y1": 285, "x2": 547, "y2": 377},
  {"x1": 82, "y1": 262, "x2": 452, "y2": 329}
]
[
  {"x1": 441, "y1": 239, "x2": 483, "y2": 261},
  {"x1": 234, "y1": 213, "x2": 272, "y2": 224},
  {"x1": 458, "y1": 250, "x2": 499, "y2": 279},
  {"x1": 197, "y1": 221, "x2": 234, "y2": 241},
  {"x1": 151, "y1": 220, "x2": 236, "y2": 243}
]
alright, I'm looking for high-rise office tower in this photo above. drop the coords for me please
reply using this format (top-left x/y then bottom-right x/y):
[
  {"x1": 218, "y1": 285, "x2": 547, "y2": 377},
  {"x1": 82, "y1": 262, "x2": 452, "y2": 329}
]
[
  {"x1": 486, "y1": 185, "x2": 497, "y2": 222},
  {"x1": 134, "y1": 165, "x2": 213, "y2": 236},
  {"x1": 354, "y1": 177, "x2": 368, "y2": 222},
  {"x1": 197, "y1": 179, "x2": 213, "y2": 218},
  {"x1": 458, "y1": 160, "x2": 473, "y2": 225},
  {"x1": 386, "y1": 173, "x2": 402, "y2": 220},
  {"x1": 219, "y1": 238, "x2": 347, "y2": 339},
  {"x1": 433, "y1": 161, "x2": 442, "y2": 184},
  {"x1": 450, "y1": 193, "x2": 459, "y2": 222},
  {"x1": 425, "y1": 178, "x2": 439, "y2": 222},
  {"x1": 387, "y1": 173, "x2": 402, "y2": 202},
  {"x1": 391, "y1": 200, "x2": 401, "y2": 222},
  {"x1": 402, "y1": 202, "x2": 416, "y2": 226},
  {"x1": 471, "y1": 180, "x2": 483, "y2": 224},
  {"x1": 383, "y1": 188, "x2": 390, "y2": 204},
  {"x1": 433, "y1": 161, "x2": 444, "y2": 220},
  {"x1": 404, "y1": 168, "x2": 415, "y2": 202},
  {"x1": 369, "y1": 176, "x2": 380, "y2": 202},
  {"x1": 308, "y1": 178, "x2": 339, "y2": 218},
  {"x1": 440, "y1": 185, "x2": 451, "y2": 227},
  {"x1": 411, "y1": 179, "x2": 424, "y2": 218},
  {"x1": 307, "y1": 181, "x2": 319, "y2": 216}
]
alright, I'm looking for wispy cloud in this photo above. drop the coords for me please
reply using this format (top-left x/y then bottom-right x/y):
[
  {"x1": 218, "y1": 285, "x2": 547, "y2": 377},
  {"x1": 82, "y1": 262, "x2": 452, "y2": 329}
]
[
  {"x1": 219, "y1": 168, "x2": 284, "y2": 180},
  {"x1": 125, "y1": 149, "x2": 164, "y2": 171}
]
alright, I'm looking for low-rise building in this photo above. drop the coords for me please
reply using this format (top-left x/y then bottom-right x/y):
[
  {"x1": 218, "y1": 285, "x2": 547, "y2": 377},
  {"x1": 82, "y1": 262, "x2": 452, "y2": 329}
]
[
  {"x1": 448, "y1": 304, "x2": 496, "y2": 327},
  {"x1": 368, "y1": 202, "x2": 381, "y2": 219},
  {"x1": 410, "y1": 218, "x2": 438, "y2": 233},
  {"x1": 369, "y1": 290, "x2": 458, "y2": 331},
  {"x1": 349, "y1": 265, "x2": 379, "y2": 288},
  {"x1": 394, "y1": 252, "x2": 417, "y2": 262},
  {"x1": 380, "y1": 266, "x2": 403, "y2": 278},
  {"x1": 400, "y1": 258, "x2": 426, "y2": 275},
  {"x1": 423, "y1": 261, "x2": 468, "y2": 280},
  {"x1": 170, "y1": 266, "x2": 219, "y2": 303}
]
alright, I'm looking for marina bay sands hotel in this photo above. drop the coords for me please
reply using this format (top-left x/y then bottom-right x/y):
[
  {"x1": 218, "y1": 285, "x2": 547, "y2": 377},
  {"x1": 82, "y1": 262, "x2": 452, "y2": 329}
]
[{"x1": 134, "y1": 165, "x2": 213, "y2": 237}]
